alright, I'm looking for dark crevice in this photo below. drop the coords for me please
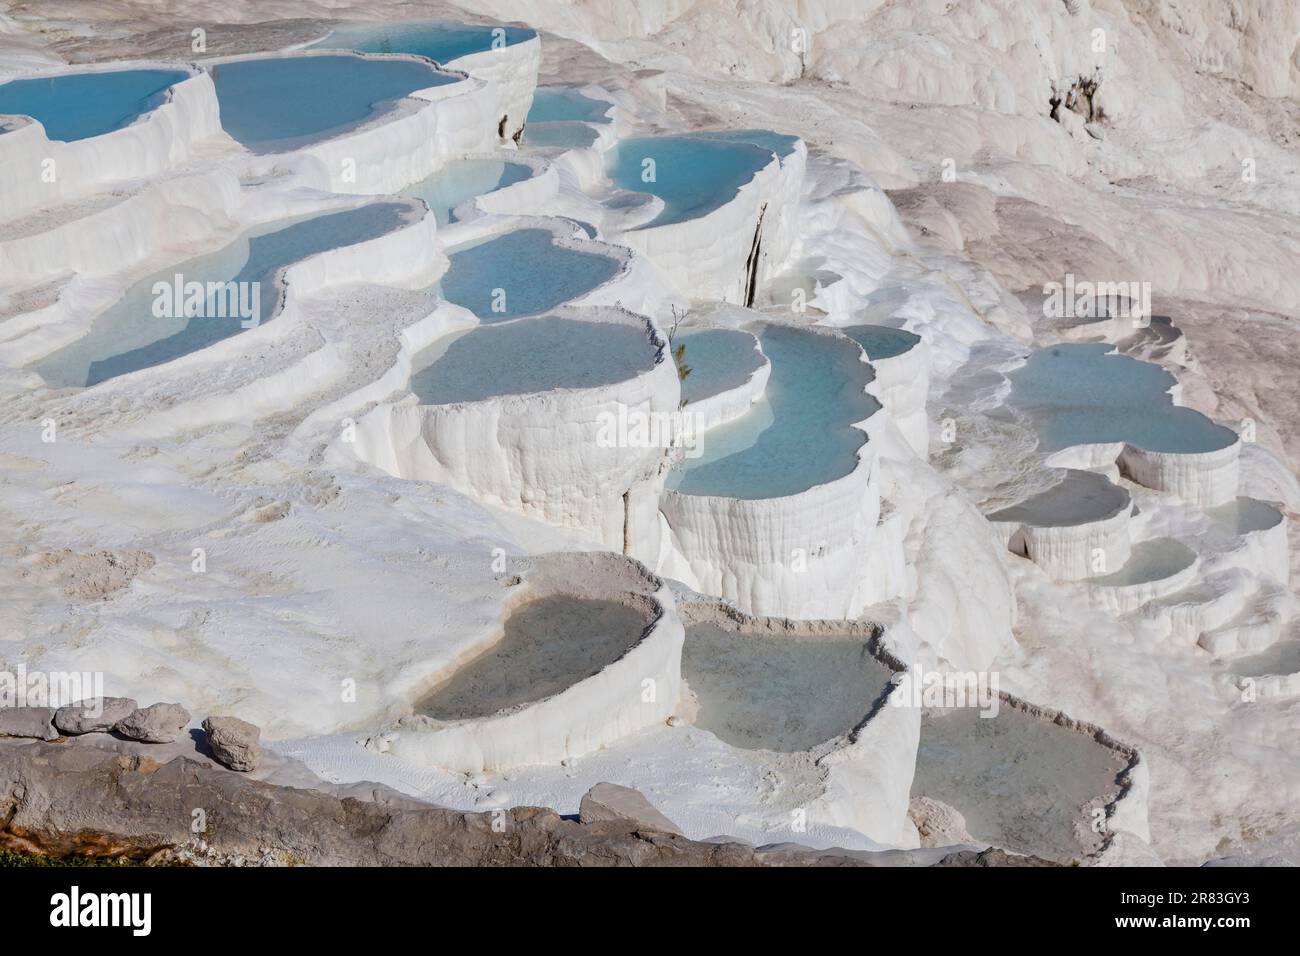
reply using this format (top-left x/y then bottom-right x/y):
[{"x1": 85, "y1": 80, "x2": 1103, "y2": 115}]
[
  {"x1": 1050, "y1": 75, "x2": 1103, "y2": 125},
  {"x1": 622, "y1": 491, "x2": 631, "y2": 555},
  {"x1": 743, "y1": 203, "x2": 767, "y2": 308}
]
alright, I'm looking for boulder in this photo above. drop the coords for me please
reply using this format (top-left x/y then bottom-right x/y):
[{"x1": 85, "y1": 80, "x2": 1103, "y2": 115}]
[
  {"x1": 54, "y1": 697, "x2": 138, "y2": 735},
  {"x1": 909, "y1": 795, "x2": 974, "y2": 848},
  {"x1": 202, "y1": 716, "x2": 261, "y2": 772},
  {"x1": 578, "y1": 782, "x2": 683, "y2": 835},
  {"x1": 116, "y1": 702, "x2": 190, "y2": 743},
  {"x1": 0, "y1": 706, "x2": 57, "y2": 740}
]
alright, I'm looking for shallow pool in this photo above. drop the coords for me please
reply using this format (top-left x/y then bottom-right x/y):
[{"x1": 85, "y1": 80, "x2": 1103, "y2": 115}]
[
  {"x1": 418, "y1": 596, "x2": 647, "y2": 719},
  {"x1": 403, "y1": 158, "x2": 531, "y2": 225},
  {"x1": 1208, "y1": 496, "x2": 1284, "y2": 535},
  {"x1": 410, "y1": 315, "x2": 655, "y2": 405},
  {"x1": 0, "y1": 68, "x2": 189, "y2": 142},
  {"x1": 1008, "y1": 343, "x2": 1237, "y2": 454},
  {"x1": 437, "y1": 228, "x2": 620, "y2": 321},
  {"x1": 527, "y1": 87, "x2": 612, "y2": 124},
  {"x1": 673, "y1": 328, "x2": 764, "y2": 404},
  {"x1": 1087, "y1": 537, "x2": 1196, "y2": 587},
  {"x1": 666, "y1": 324, "x2": 876, "y2": 499},
  {"x1": 986, "y1": 469, "x2": 1129, "y2": 528},
  {"x1": 682, "y1": 622, "x2": 893, "y2": 752},
  {"x1": 309, "y1": 20, "x2": 535, "y2": 63},
  {"x1": 912, "y1": 705, "x2": 1128, "y2": 862},
  {"x1": 212, "y1": 54, "x2": 455, "y2": 152},
  {"x1": 607, "y1": 130, "x2": 799, "y2": 228},
  {"x1": 522, "y1": 121, "x2": 599, "y2": 150},
  {"x1": 34, "y1": 202, "x2": 412, "y2": 388},
  {"x1": 843, "y1": 324, "x2": 921, "y2": 361}
]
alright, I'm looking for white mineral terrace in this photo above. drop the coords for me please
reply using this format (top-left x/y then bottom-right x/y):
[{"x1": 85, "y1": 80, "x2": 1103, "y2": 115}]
[{"x1": 1, "y1": 2, "x2": 1297, "y2": 867}]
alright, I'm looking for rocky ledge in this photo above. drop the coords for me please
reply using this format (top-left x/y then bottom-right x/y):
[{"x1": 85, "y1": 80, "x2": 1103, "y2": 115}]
[{"x1": 0, "y1": 738, "x2": 1056, "y2": 867}]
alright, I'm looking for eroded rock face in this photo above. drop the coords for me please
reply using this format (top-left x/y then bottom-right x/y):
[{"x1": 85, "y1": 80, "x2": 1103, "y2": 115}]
[
  {"x1": 909, "y1": 795, "x2": 975, "y2": 848},
  {"x1": 116, "y1": 703, "x2": 190, "y2": 744},
  {"x1": 202, "y1": 716, "x2": 261, "y2": 772},
  {"x1": 54, "y1": 697, "x2": 138, "y2": 736},
  {"x1": 0, "y1": 707, "x2": 57, "y2": 740},
  {"x1": 579, "y1": 782, "x2": 683, "y2": 835}
]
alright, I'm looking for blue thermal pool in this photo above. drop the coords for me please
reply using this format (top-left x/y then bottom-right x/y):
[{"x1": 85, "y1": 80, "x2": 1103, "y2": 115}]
[
  {"x1": 211, "y1": 54, "x2": 455, "y2": 152},
  {"x1": 1008, "y1": 343, "x2": 1238, "y2": 454},
  {"x1": 403, "y1": 158, "x2": 531, "y2": 225},
  {"x1": 437, "y1": 228, "x2": 621, "y2": 321},
  {"x1": 522, "y1": 121, "x2": 599, "y2": 150},
  {"x1": 0, "y1": 68, "x2": 188, "y2": 142},
  {"x1": 683, "y1": 622, "x2": 893, "y2": 752},
  {"x1": 308, "y1": 20, "x2": 535, "y2": 63},
  {"x1": 666, "y1": 324, "x2": 877, "y2": 500},
  {"x1": 844, "y1": 324, "x2": 921, "y2": 361},
  {"x1": 673, "y1": 328, "x2": 764, "y2": 404},
  {"x1": 410, "y1": 316, "x2": 655, "y2": 405},
  {"x1": 607, "y1": 130, "x2": 800, "y2": 228},
  {"x1": 33, "y1": 203, "x2": 412, "y2": 388},
  {"x1": 527, "y1": 87, "x2": 612, "y2": 124}
]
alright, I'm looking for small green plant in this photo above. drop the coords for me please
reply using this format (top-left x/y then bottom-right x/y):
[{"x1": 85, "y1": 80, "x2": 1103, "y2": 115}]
[{"x1": 673, "y1": 342, "x2": 692, "y2": 383}]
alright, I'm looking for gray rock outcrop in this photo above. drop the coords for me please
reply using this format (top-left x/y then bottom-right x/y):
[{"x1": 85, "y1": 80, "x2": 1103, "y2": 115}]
[
  {"x1": 0, "y1": 707, "x2": 57, "y2": 740},
  {"x1": 54, "y1": 697, "x2": 138, "y2": 736},
  {"x1": 116, "y1": 702, "x2": 190, "y2": 743},
  {"x1": 579, "y1": 782, "x2": 683, "y2": 835},
  {"x1": 0, "y1": 740, "x2": 1059, "y2": 867},
  {"x1": 202, "y1": 716, "x2": 261, "y2": 772}
]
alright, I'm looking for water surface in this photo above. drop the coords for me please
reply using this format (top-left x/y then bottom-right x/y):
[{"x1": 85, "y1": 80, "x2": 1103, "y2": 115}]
[
  {"x1": 212, "y1": 54, "x2": 455, "y2": 151},
  {"x1": 411, "y1": 315, "x2": 654, "y2": 404},
  {"x1": 666, "y1": 324, "x2": 876, "y2": 499},
  {"x1": 419, "y1": 596, "x2": 647, "y2": 719},
  {"x1": 1008, "y1": 344, "x2": 1237, "y2": 454}
]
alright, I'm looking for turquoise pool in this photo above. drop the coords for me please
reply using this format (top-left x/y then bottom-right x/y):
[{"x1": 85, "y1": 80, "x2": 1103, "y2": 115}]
[
  {"x1": 527, "y1": 87, "x2": 612, "y2": 124},
  {"x1": 607, "y1": 130, "x2": 800, "y2": 228},
  {"x1": 673, "y1": 328, "x2": 764, "y2": 404},
  {"x1": 438, "y1": 228, "x2": 620, "y2": 321},
  {"x1": 34, "y1": 203, "x2": 412, "y2": 388},
  {"x1": 844, "y1": 324, "x2": 921, "y2": 361},
  {"x1": 1008, "y1": 344, "x2": 1238, "y2": 454},
  {"x1": 403, "y1": 158, "x2": 531, "y2": 225},
  {"x1": 410, "y1": 316, "x2": 655, "y2": 405},
  {"x1": 309, "y1": 20, "x2": 535, "y2": 63},
  {"x1": 0, "y1": 68, "x2": 188, "y2": 142},
  {"x1": 667, "y1": 324, "x2": 877, "y2": 499},
  {"x1": 211, "y1": 54, "x2": 455, "y2": 152}
]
